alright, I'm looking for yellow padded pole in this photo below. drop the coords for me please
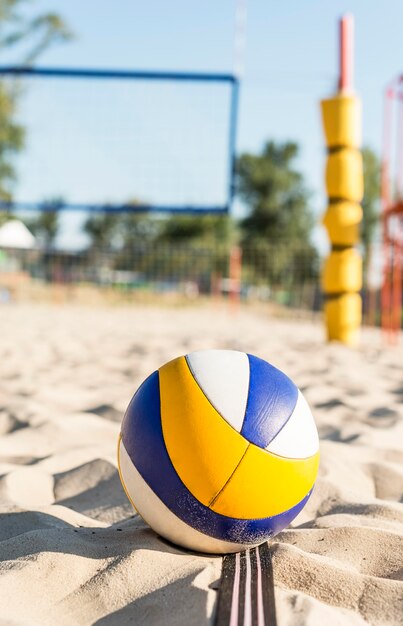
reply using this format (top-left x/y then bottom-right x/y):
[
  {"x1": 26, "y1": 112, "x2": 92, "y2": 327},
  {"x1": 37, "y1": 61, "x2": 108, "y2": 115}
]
[
  {"x1": 320, "y1": 15, "x2": 363, "y2": 345},
  {"x1": 322, "y1": 248, "x2": 362, "y2": 294},
  {"x1": 321, "y1": 94, "x2": 361, "y2": 148},
  {"x1": 322, "y1": 201, "x2": 362, "y2": 246},
  {"x1": 324, "y1": 293, "x2": 362, "y2": 344},
  {"x1": 325, "y1": 148, "x2": 363, "y2": 202}
]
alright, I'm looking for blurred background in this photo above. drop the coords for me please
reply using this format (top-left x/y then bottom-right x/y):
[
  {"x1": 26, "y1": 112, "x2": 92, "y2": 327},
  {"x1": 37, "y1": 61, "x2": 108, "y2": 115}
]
[{"x1": 0, "y1": 0, "x2": 401, "y2": 327}]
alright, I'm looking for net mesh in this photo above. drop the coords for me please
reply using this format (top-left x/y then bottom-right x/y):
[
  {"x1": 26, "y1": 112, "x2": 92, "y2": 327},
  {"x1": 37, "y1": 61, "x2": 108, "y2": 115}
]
[{"x1": 0, "y1": 69, "x2": 236, "y2": 213}]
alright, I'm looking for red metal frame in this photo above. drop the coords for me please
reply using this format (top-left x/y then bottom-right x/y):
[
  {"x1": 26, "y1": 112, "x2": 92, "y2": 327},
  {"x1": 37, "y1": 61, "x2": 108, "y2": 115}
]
[
  {"x1": 229, "y1": 245, "x2": 242, "y2": 314},
  {"x1": 381, "y1": 75, "x2": 403, "y2": 343}
]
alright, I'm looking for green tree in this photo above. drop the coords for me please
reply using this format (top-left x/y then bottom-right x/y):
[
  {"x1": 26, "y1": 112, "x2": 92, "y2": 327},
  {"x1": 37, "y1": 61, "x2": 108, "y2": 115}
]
[
  {"x1": 119, "y1": 211, "x2": 161, "y2": 248},
  {"x1": 0, "y1": 1, "x2": 72, "y2": 216},
  {"x1": 83, "y1": 205, "x2": 162, "y2": 275},
  {"x1": 25, "y1": 198, "x2": 63, "y2": 248},
  {"x1": 361, "y1": 147, "x2": 381, "y2": 285},
  {"x1": 112, "y1": 212, "x2": 164, "y2": 273},
  {"x1": 83, "y1": 201, "x2": 158, "y2": 253},
  {"x1": 236, "y1": 141, "x2": 317, "y2": 284},
  {"x1": 0, "y1": 1, "x2": 72, "y2": 64},
  {"x1": 158, "y1": 214, "x2": 234, "y2": 246},
  {"x1": 0, "y1": 82, "x2": 24, "y2": 202},
  {"x1": 236, "y1": 141, "x2": 314, "y2": 244},
  {"x1": 84, "y1": 212, "x2": 120, "y2": 251}
]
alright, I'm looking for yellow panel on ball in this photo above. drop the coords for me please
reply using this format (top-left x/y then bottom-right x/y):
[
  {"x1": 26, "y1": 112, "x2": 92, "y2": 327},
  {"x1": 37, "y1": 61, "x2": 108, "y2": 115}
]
[
  {"x1": 211, "y1": 444, "x2": 320, "y2": 519},
  {"x1": 159, "y1": 356, "x2": 248, "y2": 507}
]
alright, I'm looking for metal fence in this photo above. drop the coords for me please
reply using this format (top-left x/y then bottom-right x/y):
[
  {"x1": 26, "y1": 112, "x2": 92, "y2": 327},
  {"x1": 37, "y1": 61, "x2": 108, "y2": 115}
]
[{"x1": 0, "y1": 243, "x2": 323, "y2": 314}]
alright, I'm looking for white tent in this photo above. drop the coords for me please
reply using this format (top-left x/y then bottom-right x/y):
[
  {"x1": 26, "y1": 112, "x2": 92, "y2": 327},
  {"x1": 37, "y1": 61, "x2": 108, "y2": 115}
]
[{"x1": 0, "y1": 220, "x2": 36, "y2": 249}]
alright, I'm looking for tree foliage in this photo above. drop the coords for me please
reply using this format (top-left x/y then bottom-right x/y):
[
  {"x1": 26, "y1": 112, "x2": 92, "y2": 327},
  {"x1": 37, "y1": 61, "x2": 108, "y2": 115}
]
[
  {"x1": 236, "y1": 141, "x2": 318, "y2": 284},
  {"x1": 83, "y1": 210, "x2": 234, "y2": 252},
  {"x1": 236, "y1": 141, "x2": 314, "y2": 245},
  {"x1": 157, "y1": 214, "x2": 234, "y2": 246},
  {"x1": 0, "y1": 83, "x2": 24, "y2": 201},
  {"x1": 0, "y1": 1, "x2": 71, "y2": 216},
  {"x1": 83, "y1": 199, "x2": 161, "y2": 253},
  {"x1": 83, "y1": 213, "x2": 120, "y2": 251},
  {"x1": 24, "y1": 198, "x2": 63, "y2": 247},
  {"x1": 0, "y1": 0, "x2": 73, "y2": 64}
]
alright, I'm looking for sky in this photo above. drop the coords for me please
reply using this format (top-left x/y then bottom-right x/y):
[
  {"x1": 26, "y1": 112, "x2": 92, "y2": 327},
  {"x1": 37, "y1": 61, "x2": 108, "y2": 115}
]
[{"x1": 3, "y1": 0, "x2": 402, "y2": 250}]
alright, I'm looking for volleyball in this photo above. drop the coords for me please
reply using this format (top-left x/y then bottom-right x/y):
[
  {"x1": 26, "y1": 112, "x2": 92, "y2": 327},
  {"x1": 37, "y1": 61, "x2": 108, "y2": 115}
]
[{"x1": 118, "y1": 350, "x2": 319, "y2": 553}]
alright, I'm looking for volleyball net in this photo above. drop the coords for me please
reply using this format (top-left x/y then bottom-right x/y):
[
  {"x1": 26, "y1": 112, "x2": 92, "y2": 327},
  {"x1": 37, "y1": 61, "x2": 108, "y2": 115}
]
[{"x1": 0, "y1": 66, "x2": 238, "y2": 218}]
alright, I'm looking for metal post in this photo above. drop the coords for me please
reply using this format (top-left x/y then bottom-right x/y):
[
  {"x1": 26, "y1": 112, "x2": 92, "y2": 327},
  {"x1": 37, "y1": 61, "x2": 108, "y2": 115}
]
[
  {"x1": 338, "y1": 14, "x2": 354, "y2": 92},
  {"x1": 229, "y1": 245, "x2": 242, "y2": 314}
]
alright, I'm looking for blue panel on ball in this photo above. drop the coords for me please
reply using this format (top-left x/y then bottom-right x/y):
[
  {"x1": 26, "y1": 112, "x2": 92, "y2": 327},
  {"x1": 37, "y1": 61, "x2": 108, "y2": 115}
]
[
  {"x1": 121, "y1": 370, "x2": 311, "y2": 545},
  {"x1": 241, "y1": 354, "x2": 299, "y2": 448}
]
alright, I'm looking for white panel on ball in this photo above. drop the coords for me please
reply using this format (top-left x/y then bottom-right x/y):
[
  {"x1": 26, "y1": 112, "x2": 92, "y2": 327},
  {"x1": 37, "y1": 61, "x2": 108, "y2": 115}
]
[
  {"x1": 266, "y1": 391, "x2": 319, "y2": 459},
  {"x1": 185, "y1": 350, "x2": 249, "y2": 432}
]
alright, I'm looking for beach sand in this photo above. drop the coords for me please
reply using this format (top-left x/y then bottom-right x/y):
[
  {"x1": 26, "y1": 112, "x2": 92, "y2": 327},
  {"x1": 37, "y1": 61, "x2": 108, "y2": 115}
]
[{"x1": 0, "y1": 304, "x2": 402, "y2": 625}]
